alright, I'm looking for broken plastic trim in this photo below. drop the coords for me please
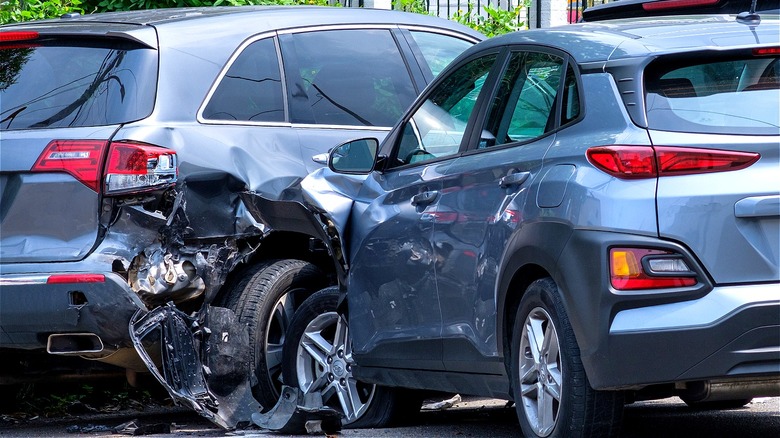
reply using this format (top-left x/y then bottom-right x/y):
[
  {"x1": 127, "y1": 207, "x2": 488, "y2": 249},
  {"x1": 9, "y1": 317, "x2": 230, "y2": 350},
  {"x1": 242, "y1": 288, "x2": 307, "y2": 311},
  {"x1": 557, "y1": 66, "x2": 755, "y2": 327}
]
[
  {"x1": 252, "y1": 385, "x2": 343, "y2": 435},
  {"x1": 129, "y1": 304, "x2": 260, "y2": 429}
]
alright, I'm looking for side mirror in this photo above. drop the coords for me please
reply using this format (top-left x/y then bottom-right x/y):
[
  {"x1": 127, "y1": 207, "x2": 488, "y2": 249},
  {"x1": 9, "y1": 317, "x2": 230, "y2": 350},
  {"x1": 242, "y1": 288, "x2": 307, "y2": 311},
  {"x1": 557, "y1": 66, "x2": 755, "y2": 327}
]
[{"x1": 329, "y1": 138, "x2": 379, "y2": 174}]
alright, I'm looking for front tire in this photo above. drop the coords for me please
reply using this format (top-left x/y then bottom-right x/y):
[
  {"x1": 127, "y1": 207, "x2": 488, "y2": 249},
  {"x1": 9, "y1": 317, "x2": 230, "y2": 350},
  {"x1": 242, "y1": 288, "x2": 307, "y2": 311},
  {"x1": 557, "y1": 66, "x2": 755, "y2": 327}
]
[
  {"x1": 229, "y1": 259, "x2": 327, "y2": 411},
  {"x1": 511, "y1": 278, "x2": 623, "y2": 438},
  {"x1": 283, "y1": 287, "x2": 421, "y2": 428}
]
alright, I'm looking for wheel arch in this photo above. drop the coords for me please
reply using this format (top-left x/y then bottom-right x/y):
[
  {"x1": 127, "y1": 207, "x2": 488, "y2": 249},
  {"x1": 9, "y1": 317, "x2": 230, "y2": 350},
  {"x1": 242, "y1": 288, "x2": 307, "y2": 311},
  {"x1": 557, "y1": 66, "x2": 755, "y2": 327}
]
[{"x1": 496, "y1": 222, "x2": 575, "y2": 361}]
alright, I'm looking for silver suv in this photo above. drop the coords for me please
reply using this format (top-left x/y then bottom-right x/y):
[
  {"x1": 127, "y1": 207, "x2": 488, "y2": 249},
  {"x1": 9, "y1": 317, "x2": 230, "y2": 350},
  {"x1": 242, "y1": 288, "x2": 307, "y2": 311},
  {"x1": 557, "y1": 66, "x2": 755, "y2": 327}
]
[
  {"x1": 254, "y1": 12, "x2": 780, "y2": 437},
  {"x1": 0, "y1": 5, "x2": 481, "y2": 427}
]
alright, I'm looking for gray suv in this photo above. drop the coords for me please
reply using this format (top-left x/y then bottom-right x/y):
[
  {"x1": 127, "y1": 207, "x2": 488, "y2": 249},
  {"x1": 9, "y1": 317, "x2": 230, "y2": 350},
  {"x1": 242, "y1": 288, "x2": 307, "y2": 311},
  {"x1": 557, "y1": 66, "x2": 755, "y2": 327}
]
[
  {"x1": 252, "y1": 12, "x2": 780, "y2": 437},
  {"x1": 0, "y1": 5, "x2": 481, "y2": 426}
]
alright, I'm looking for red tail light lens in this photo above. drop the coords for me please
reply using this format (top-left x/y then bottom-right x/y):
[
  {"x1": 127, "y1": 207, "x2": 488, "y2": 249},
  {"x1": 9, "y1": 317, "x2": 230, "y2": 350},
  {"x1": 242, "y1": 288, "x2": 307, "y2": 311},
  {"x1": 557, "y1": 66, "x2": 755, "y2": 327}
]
[
  {"x1": 32, "y1": 140, "x2": 177, "y2": 194},
  {"x1": 655, "y1": 146, "x2": 759, "y2": 176},
  {"x1": 586, "y1": 146, "x2": 656, "y2": 179},
  {"x1": 587, "y1": 146, "x2": 760, "y2": 179},
  {"x1": 47, "y1": 274, "x2": 105, "y2": 284},
  {"x1": 105, "y1": 142, "x2": 177, "y2": 195},
  {"x1": 610, "y1": 248, "x2": 697, "y2": 291},
  {"x1": 754, "y1": 47, "x2": 780, "y2": 57},
  {"x1": 32, "y1": 140, "x2": 108, "y2": 192},
  {"x1": 0, "y1": 31, "x2": 39, "y2": 43}
]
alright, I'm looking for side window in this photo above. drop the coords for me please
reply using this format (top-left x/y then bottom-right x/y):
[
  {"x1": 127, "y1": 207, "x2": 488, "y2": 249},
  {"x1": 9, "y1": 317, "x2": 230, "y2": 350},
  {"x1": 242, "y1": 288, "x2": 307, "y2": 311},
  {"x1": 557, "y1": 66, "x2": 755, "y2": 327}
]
[
  {"x1": 202, "y1": 37, "x2": 284, "y2": 122},
  {"x1": 482, "y1": 52, "x2": 565, "y2": 148},
  {"x1": 281, "y1": 29, "x2": 417, "y2": 127},
  {"x1": 408, "y1": 31, "x2": 474, "y2": 78},
  {"x1": 561, "y1": 63, "x2": 580, "y2": 124},
  {"x1": 393, "y1": 55, "x2": 497, "y2": 167}
]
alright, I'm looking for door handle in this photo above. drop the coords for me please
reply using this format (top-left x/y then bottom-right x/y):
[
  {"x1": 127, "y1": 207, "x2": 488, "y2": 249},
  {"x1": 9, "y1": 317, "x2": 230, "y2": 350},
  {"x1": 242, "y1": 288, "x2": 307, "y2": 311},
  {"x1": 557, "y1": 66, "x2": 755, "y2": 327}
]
[
  {"x1": 411, "y1": 190, "x2": 439, "y2": 207},
  {"x1": 499, "y1": 171, "x2": 530, "y2": 188}
]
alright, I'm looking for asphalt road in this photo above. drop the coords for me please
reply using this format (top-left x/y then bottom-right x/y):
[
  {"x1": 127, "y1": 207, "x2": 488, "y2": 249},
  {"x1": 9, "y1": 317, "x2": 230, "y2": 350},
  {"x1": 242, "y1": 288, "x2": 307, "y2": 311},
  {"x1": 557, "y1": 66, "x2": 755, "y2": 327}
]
[{"x1": 1, "y1": 396, "x2": 778, "y2": 437}]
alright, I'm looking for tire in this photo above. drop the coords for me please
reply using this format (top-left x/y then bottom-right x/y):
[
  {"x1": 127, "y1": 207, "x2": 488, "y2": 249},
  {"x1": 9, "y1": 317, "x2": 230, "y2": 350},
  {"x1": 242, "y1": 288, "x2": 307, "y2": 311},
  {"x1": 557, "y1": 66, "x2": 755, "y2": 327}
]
[
  {"x1": 283, "y1": 286, "x2": 421, "y2": 428},
  {"x1": 510, "y1": 278, "x2": 624, "y2": 438},
  {"x1": 682, "y1": 397, "x2": 753, "y2": 410},
  {"x1": 229, "y1": 259, "x2": 328, "y2": 411}
]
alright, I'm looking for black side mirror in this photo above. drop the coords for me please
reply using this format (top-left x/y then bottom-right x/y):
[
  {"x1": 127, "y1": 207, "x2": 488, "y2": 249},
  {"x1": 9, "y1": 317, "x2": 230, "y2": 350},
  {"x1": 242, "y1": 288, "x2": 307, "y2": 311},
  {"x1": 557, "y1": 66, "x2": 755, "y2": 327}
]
[{"x1": 329, "y1": 138, "x2": 379, "y2": 174}]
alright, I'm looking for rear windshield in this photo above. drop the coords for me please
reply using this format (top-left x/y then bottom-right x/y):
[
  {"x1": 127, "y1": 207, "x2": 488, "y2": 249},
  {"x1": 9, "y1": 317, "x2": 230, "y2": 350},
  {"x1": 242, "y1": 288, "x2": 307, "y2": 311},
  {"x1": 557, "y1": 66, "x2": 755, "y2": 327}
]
[
  {"x1": 644, "y1": 54, "x2": 780, "y2": 135},
  {"x1": 1, "y1": 37, "x2": 157, "y2": 130}
]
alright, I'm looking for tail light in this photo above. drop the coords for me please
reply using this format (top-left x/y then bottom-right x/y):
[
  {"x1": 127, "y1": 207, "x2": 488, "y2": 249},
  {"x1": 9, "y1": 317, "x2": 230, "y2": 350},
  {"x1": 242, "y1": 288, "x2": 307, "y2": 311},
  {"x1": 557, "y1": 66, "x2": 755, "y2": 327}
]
[
  {"x1": 587, "y1": 146, "x2": 759, "y2": 179},
  {"x1": 31, "y1": 140, "x2": 177, "y2": 195},
  {"x1": 610, "y1": 248, "x2": 697, "y2": 291},
  {"x1": 0, "y1": 31, "x2": 39, "y2": 43},
  {"x1": 104, "y1": 142, "x2": 177, "y2": 195}
]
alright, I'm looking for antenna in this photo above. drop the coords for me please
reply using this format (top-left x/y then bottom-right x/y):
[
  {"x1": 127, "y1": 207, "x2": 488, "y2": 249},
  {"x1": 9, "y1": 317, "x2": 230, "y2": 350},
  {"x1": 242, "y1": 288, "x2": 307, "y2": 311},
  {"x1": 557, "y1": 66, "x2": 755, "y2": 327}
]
[{"x1": 737, "y1": 0, "x2": 761, "y2": 24}]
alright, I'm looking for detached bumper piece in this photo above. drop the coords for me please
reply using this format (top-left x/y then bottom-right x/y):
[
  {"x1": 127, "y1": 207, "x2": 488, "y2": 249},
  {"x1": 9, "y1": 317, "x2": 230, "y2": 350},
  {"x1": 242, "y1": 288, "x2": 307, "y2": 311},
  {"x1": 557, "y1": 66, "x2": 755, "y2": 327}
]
[
  {"x1": 252, "y1": 385, "x2": 343, "y2": 435},
  {"x1": 130, "y1": 304, "x2": 260, "y2": 429}
]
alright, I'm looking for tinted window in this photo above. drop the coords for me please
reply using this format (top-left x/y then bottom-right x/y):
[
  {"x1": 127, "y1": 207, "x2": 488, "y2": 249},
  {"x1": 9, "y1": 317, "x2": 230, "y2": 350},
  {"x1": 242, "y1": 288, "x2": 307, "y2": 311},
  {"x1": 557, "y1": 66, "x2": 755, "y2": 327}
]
[
  {"x1": 393, "y1": 55, "x2": 497, "y2": 167},
  {"x1": 281, "y1": 29, "x2": 417, "y2": 127},
  {"x1": 0, "y1": 39, "x2": 156, "y2": 130},
  {"x1": 645, "y1": 56, "x2": 780, "y2": 135},
  {"x1": 408, "y1": 31, "x2": 474, "y2": 78},
  {"x1": 482, "y1": 52, "x2": 565, "y2": 147},
  {"x1": 202, "y1": 37, "x2": 284, "y2": 122}
]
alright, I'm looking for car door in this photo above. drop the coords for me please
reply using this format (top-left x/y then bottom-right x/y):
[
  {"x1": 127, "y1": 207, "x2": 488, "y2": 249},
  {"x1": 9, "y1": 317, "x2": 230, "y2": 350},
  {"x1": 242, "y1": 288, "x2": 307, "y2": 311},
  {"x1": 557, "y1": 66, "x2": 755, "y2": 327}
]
[
  {"x1": 431, "y1": 50, "x2": 580, "y2": 373},
  {"x1": 347, "y1": 53, "x2": 500, "y2": 371}
]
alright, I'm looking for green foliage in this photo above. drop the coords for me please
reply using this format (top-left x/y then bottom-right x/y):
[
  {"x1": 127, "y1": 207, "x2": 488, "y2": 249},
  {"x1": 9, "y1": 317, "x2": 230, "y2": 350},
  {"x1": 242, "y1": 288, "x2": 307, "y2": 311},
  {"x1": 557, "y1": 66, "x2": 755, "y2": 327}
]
[
  {"x1": 452, "y1": 1, "x2": 529, "y2": 36},
  {"x1": 1, "y1": 0, "x2": 83, "y2": 24},
  {"x1": 393, "y1": 0, "x2": 427, "y2": 15}
]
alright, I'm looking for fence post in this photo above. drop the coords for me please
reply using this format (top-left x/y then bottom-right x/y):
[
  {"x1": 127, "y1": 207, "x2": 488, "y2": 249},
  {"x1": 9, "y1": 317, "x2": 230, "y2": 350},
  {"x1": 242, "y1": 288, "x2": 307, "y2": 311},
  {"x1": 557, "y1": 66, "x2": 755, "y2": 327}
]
[{"x1": 528, "y1": 0, "x2": 569, "y2": 28}]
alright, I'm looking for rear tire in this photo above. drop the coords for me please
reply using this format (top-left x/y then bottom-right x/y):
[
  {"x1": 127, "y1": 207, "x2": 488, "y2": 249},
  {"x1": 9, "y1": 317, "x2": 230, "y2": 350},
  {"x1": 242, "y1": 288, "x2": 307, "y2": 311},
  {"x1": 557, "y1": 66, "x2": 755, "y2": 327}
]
[
  {"x1": 511, "y1": 278, "x2": 624, "y2": 438},
  {"x1": 283, "y1": 287, "x2": 422, "y2": 428},
  {"x1": 229, "y1": 259, "x2": 327, "y2": 411}
]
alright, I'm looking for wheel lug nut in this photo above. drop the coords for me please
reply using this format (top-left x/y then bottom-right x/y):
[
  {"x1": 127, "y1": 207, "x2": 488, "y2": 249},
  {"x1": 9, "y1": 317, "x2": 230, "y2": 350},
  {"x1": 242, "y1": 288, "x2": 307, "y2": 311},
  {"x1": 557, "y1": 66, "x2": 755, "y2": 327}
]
[
  {"x1": 328, "y1": 373, "x2": 334, "y2": 381},
  {"x1": 337, "y1": 350, "x2": 344, "y2": 358},
  {"x1": 346, "y1": 364, "x2": 352, "y2": 372},
  {"x1": 327, "y1": 356, "x2": 333, "y2": 364},
  {"x1": 340, "y1": 378, "x2": 346, "y2": 386}
]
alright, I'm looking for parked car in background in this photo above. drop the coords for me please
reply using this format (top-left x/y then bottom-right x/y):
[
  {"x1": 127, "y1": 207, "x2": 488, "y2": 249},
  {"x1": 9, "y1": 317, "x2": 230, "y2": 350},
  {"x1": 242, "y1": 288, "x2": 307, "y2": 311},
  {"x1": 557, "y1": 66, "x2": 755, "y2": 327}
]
[
  {"x1": 249, "y1": 10, "x2": 780, "y2": 437},
  {"x1": 0, "y1": 5, "x2": 482, "y2": 428},
  {"x1": 581, "y1": 0, "x2": 780, "y2": 21}
]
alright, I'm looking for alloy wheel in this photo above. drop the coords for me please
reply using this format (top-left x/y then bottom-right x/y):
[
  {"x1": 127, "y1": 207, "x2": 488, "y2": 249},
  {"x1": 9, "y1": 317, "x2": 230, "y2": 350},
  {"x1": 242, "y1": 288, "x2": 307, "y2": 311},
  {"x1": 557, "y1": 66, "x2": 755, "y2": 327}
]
[
  {"x1": 518, "y1": 306, "x2": 563, "y2": 437},
  {"x1": 295, "y1": 310, "x2": 375, "y2": 423}
]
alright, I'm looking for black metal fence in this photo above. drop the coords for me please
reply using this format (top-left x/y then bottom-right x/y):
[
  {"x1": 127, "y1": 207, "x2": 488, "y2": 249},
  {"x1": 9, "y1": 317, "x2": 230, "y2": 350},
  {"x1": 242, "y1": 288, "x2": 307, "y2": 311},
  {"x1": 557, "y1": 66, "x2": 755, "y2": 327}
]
[{"x1": 339, "y1": 0, "x2": 612, "y2": 27}]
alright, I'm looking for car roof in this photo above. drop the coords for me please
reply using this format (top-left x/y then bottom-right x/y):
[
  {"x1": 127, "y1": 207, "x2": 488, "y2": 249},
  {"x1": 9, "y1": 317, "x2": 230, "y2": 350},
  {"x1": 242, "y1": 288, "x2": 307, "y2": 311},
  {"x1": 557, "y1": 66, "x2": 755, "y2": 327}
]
[
  {"x1": 0, "y1": 6, "x2": 483, "y2": 43},
  {"x1": 466, "y1": 14, "x2": 780, "y2": 64}
]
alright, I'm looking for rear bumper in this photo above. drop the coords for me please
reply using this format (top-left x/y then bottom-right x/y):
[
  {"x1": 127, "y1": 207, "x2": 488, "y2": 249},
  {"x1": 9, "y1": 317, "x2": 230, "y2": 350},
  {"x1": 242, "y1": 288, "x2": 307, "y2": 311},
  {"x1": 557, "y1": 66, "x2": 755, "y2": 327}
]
[
  {"x1": 603, "y1": 284, "x2": 780, "y2": 387},
  {"x1": 0, "y1": 271, "x2": 146, "y2": 352},
  {"x1": 557, "y1": 229, "x2": 780, "y2": 391}
]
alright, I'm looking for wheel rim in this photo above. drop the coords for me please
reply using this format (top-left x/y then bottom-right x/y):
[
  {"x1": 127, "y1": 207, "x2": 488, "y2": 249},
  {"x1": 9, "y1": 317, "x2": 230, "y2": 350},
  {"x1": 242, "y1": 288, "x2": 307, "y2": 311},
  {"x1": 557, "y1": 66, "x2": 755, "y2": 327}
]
[
  {"x1": 296, "y1": 311, "x2": 375, "y2": 424},
  {"x1": 518, "y1": 307, "x2": 563, "y2": 437},
  {"x1": 264, "y1": 289, "x2": 301, "y2": 399}
]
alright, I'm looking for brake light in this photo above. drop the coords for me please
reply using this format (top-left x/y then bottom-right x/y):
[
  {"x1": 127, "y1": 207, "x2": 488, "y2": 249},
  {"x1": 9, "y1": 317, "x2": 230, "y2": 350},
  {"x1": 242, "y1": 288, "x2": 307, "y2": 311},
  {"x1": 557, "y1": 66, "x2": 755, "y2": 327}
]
[
  {"x1": 754, "y1": 47, "x2": 780, "y2": 56},
  {"x1": 642, "y1": 0, "x2": 720, "y2": 11},
  {"x1": 32, "y1": 140, "x2": 108, "y2": 192},
  {"x1": 31, "y1": 140, "x2": 177, "y2": 194},
  {"x1": 655, "y1": 146, "x2": 759, "y2": 176},
  {"x1": 47, "y1": 274, "x2": 105, "y2": 284},
  {"x1": 105, "y1": 142, "x2": 177, "y2": 195},
  {"x1": 587, "y1": 146, "x2": 759, "y2": 179},
  {"x1": 587, "y1": 146, "x2": 656, "y2": 179},
  {"x1": 610, "y1": 248, "x2": 696, "y2": 291},
  {"x1": 0, "y1": 31, "x2": 39, "y2": 43}
]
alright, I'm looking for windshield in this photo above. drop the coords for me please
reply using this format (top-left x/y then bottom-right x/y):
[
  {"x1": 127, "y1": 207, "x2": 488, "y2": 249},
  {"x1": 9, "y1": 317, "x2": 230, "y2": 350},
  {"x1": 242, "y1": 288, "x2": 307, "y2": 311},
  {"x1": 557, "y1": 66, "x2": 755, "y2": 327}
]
[
  {"x1": 644, "y1": 54, "x2": 780, "y2": 135},
  {"x1": 0, "y1": 37, "x2": 157, "y2": 130}
]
